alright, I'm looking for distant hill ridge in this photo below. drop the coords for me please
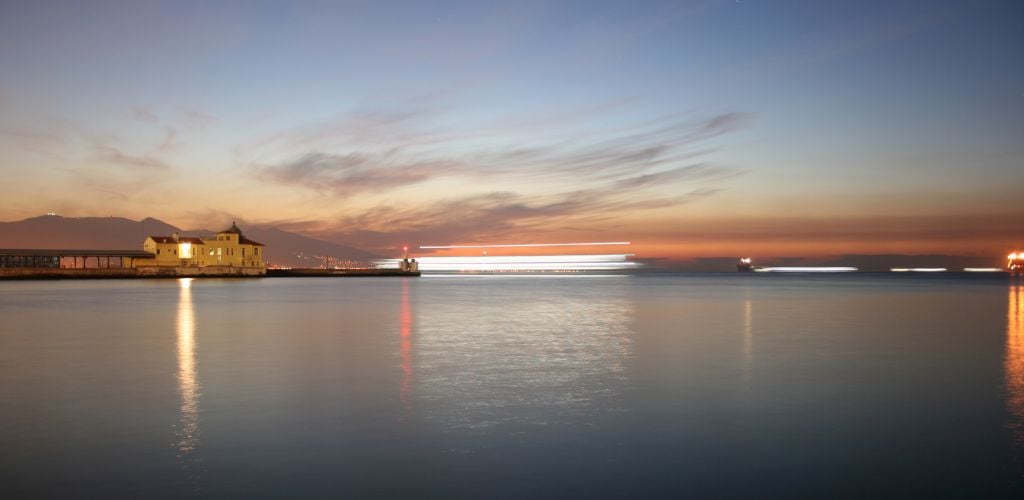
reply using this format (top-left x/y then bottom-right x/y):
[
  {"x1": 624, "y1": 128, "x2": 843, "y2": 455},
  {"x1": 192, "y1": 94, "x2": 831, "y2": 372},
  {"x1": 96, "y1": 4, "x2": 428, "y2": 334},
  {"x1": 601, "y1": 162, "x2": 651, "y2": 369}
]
[{"x1": 0, "y1": 215, "x2": 380, "y2": 267}]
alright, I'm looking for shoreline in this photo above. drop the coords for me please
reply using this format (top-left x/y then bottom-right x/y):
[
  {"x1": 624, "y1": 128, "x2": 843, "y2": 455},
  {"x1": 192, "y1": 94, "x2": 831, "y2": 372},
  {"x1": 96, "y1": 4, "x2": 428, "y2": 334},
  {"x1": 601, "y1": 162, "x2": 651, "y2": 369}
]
[{"x1": 0, "y1": 268, "x2": 419, "y2": 280}]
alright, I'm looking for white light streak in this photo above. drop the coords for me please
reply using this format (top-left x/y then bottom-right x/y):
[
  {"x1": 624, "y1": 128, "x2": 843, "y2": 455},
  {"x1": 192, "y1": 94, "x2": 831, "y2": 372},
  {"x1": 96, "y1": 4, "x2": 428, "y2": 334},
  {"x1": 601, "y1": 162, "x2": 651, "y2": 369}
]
[
  {"x1": 419, "y1": 242, "x2": 630, "y2": 249},
  {"x1": 890, "y1": 268, "x2": 947, "y2": 272},
  {"x1": 374, "y1": 254, "x2": 639, "y2": 272},
  {"x1": 964, "y1": 268, "x2": 1003, "y2": 272},
  {"x1": 754, "y1": 267, "x2": 858, "y2": 273}
]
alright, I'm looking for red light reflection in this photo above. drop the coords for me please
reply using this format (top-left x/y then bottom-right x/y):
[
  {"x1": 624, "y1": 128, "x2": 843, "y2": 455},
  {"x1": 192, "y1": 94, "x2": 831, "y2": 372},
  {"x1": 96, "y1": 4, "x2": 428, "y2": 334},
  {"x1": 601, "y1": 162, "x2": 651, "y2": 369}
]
[{"x1": 399, "y1": 278, "x2": 413, "y2": 419}]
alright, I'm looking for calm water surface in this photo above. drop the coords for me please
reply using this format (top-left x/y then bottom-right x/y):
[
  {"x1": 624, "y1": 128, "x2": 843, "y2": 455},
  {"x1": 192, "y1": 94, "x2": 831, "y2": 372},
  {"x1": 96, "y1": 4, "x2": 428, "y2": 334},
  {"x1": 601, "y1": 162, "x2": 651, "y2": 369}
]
[{"x1": 1, "y1": 274, "x2": 1023, "y2": 498}]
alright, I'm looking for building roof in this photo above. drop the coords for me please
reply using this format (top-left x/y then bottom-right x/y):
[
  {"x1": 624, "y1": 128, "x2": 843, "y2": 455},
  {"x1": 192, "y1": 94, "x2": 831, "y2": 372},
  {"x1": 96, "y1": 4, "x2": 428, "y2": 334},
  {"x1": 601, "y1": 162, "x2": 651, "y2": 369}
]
[
  {"x1": 147, "y1": 236, "x2": 205, "y2": 244},
  {"x1": 215, "y1": 221, "x2": 263, "y2": 246},
  {"x1": 0, "y1": 249, "x2": 155, "y2": 257},
  {"x1": 219, "y1": 221, "x2": 243, "y2": 235}
]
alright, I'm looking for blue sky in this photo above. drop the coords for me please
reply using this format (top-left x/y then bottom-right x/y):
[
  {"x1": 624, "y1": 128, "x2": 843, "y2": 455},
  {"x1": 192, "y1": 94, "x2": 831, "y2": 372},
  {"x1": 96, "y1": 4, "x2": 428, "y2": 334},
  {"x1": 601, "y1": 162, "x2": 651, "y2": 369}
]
[{"x1": 0, "y1": 0, "x2": 1021, "y2": 257}]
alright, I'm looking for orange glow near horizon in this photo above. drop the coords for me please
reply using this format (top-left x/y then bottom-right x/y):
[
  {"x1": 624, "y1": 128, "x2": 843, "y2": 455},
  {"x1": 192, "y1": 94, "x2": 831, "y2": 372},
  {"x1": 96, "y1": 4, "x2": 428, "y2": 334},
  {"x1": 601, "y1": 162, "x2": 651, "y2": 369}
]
[{"x1": 410, "y1": 239, "x2": 1018, "y2": 264}]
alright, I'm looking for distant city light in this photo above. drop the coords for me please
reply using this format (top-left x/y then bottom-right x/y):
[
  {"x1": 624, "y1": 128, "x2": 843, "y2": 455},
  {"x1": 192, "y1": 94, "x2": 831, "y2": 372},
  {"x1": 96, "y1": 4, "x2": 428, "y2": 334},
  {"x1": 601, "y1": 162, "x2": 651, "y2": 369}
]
[
  {"x1": 1010, "y1": 251, "x2": 1024, "y2": 273},
  {"x1": 419, "y1": 242, "x2": 630, "y2": 249},
  {"x1": 754, "y1": 267, "x2": 858, "y2": 273}
]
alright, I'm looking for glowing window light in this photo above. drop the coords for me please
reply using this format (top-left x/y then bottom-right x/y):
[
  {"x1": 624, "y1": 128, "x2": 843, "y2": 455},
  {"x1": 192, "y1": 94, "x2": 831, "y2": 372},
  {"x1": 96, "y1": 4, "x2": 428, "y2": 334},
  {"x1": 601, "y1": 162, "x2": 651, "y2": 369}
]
[{"x1": 179, "y1": 242, "x2": 192, "y2": 259}]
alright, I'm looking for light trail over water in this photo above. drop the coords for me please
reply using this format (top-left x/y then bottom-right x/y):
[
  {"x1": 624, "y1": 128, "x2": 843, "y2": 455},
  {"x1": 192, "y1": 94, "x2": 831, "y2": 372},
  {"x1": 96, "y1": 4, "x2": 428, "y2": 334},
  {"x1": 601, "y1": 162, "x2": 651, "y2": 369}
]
[
  {"x1": 419, "y1": 242, "x2": 631, "y2": 249},
  {"x1": 375, "y1": 254, "x2": 639, "y2": 272}
]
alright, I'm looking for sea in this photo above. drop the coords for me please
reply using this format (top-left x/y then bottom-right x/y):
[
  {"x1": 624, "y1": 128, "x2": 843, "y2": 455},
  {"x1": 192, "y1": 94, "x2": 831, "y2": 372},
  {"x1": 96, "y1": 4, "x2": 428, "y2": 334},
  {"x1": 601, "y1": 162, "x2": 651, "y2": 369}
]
[{"x1": 1, "y1": 273, "x2": 1023, "y2": 498}]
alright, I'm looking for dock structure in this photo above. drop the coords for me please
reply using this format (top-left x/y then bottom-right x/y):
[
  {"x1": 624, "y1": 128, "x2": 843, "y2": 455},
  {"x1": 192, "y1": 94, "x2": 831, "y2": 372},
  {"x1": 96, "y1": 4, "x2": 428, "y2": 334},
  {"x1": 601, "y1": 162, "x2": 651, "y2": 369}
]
[
  {"x1": 0, "y1": 250, "x2": 418, "y2": 279},
  {"x1": 0, "y1": 249, "x2": 155, "y2": 278},
  {"x1": 0, "y1": 221, "x2": 419, "y2": 280}
]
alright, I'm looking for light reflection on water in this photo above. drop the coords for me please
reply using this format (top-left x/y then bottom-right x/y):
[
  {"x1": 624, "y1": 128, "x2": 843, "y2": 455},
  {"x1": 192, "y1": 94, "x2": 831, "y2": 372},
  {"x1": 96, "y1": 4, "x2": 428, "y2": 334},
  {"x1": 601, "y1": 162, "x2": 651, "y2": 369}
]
[
  {"x1": 399, "y1": 278, "x2": 414, "y2": 420},
  {"x1": 3, "y1": 274, "x2": 1024, "y2": 497},
  {"x1": 175, "y1": 278, "x2": 201, "y2": 470},
  {"x1": 1008, "y1": 281, "x2": 1024, "y2": 444},
  {"x1": 742, "y1": 288, "x2": 753, "y2": 383},
  {"x1": 408, "y1": 277, "x2": 634, "y2": 430}
]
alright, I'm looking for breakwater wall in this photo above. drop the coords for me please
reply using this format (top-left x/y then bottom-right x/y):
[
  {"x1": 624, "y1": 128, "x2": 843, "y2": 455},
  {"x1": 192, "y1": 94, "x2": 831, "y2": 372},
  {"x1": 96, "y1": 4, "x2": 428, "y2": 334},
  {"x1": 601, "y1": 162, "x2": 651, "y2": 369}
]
[
  {"x1": 0, "y1": 267, "x2": 418, "y2": 280},
  {"x1": 266, "y1": 269, "x2": 419, "y2": 277},
  {"x1": 0, "y1": 266, "x2": 265, "y2": 280}
]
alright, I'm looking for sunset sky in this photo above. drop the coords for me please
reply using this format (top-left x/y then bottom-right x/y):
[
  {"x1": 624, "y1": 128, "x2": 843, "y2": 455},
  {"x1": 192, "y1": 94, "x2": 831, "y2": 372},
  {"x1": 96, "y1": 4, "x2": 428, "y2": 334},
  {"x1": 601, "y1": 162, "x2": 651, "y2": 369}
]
[{"x1": 0, "y1": 0, "x2": 1021, "y2": 260}]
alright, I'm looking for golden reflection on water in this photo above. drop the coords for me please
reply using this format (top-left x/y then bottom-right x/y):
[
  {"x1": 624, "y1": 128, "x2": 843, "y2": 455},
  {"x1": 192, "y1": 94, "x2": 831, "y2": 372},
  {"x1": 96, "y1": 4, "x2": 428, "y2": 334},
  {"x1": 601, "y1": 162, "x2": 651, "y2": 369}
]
[
  {"x1": 743, "y1": 290, "x2": 753, "y2": 383},
  {"x1": 176, "y1": 278, "x2": 200, "y2": 455},
  {"x1": 1007, "y1": 281, "x2": 1024, "y2": 444},
  {"x1": 399, "y1": 278, "x2": 414, "y2": 419}
]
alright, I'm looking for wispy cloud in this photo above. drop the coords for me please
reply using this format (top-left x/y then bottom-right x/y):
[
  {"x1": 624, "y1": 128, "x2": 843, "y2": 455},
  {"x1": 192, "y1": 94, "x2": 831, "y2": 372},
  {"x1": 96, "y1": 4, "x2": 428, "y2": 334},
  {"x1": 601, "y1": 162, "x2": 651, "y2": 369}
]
[
  {"x1": 612, "y1": 164, "x2": 737, "y2": 189},
  {"x1": 178, "y1": 106, "x2": 216, "y2": 128},
  {"x1": 95, "y1": 145, "x2": 170, "y2": 170},
  {"x1": 130, "y1": 105, "x2": 159, "y2": 123},
  {"x1": 254, "y1": 109, "x2": 749, "y2": 195},
  {"x1": 156, "y1": 126, "x2": 178, "y2": 152},
  {"x1": 285, "y1": 178, "x2": 730, "y2": 250},
  {"x1": 246, "y1": 105, "x2": 750, "y2": 248},
  {"x1": 257, "y1": 152, "x2": 461, "y2": 196}
]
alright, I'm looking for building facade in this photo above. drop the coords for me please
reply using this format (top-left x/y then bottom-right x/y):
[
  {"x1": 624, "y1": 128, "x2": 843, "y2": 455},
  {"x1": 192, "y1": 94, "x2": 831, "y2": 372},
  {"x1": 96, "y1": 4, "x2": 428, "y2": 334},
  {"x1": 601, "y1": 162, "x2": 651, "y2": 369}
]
[{"x1": 136, "y1": 222, "x2": 265, "y2": 275}]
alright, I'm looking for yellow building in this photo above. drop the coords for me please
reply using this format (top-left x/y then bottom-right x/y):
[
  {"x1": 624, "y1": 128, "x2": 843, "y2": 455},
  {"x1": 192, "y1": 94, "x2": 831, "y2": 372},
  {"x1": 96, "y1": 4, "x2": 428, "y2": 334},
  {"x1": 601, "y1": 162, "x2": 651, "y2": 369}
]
[
  {"x1": 137, "y1": 222, "x2": 265, "y2": 275},
  {"x1": 143, "y1": 235, "x2": 206, "y2": 267}
]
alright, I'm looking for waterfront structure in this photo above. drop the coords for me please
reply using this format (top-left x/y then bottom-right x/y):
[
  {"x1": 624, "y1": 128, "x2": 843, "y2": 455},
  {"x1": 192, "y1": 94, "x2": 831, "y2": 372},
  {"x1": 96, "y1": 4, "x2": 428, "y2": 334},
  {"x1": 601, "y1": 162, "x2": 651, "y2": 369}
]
[
  {"x1": 135, "y1": 222, "x2": 265, "y2": 274},
  {"x1": 142, "y1": 235, "x2": 206, "y2": 267},
  {"x1": 0, "y1": 221, "x2": 266, "y2": 278},
  {"x1": 0, "y1": 249, "x2": 154, "y2": 278}
]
